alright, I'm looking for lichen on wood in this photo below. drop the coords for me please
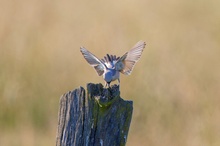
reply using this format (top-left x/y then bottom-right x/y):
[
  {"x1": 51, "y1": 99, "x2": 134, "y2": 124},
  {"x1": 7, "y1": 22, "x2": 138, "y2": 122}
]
[{"x1": 56, "y1": 83, "x2": 133, "y2": 146}]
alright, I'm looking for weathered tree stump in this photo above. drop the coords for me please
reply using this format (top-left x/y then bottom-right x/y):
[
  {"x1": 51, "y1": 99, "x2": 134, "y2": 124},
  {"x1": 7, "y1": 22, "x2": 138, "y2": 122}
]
[{"x1": 56, "y1": 83, "x2": 133, "y2": 146}]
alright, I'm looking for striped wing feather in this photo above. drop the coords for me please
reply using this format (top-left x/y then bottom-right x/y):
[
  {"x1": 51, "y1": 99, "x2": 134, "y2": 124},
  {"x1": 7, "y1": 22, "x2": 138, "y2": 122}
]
[
  {"x1": 80, "y1": 47, "x2": 105, "y2": 76},
  {"x1": 116, "y1": 41, "x2": 146, "y2": 75}
]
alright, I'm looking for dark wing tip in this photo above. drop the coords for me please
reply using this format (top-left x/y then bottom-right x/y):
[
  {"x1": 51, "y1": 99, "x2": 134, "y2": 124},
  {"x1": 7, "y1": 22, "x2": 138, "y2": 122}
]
[
  {"x1": 80, "y1": 46, "x2": 85, "y2": 50},
  {"x1": 80, "y1": 47, "x2": 88, "y2": 55}
]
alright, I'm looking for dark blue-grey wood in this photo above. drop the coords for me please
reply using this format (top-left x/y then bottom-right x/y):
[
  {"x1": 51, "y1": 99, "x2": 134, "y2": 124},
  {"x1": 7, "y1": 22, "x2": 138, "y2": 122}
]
[{"x1": 56, "y1": 83, "x2": 133, "y2": 146}]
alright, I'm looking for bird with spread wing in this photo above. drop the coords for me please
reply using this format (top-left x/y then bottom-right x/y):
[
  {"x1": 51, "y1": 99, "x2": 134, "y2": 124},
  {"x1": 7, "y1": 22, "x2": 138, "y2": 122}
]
[{"x1": 80, "y1": 41, "x2": 146, "y2": 87}]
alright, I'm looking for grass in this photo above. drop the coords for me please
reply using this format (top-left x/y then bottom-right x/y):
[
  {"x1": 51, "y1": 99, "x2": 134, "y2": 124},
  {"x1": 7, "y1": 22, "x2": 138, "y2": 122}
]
[{"x1": 0, "y1": 0, "x2": 220, "y2": 146}]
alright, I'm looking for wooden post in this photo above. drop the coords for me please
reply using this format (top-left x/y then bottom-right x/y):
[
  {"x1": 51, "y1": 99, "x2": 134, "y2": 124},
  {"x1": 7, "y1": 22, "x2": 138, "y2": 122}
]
[{"x1": 56, "y1": 83, "x2": 133, "y2": 146}]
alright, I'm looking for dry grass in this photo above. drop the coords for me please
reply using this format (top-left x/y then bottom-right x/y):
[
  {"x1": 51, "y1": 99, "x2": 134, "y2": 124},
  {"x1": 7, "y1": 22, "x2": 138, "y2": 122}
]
[{"x1": 0, "y1": 0, "x2": 220, "y2": 146}]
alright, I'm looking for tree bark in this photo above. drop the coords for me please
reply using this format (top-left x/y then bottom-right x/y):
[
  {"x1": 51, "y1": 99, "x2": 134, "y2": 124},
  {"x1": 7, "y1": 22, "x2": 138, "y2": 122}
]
[{"x1": 56, "y1": 83, "x2": 133, "y2": 146}]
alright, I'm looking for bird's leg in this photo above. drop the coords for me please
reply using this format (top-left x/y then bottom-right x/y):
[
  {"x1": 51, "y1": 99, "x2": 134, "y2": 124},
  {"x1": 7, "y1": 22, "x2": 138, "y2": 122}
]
[
  {"x1": 107, "y1": 82, "x2": 111, "y2": 88},
  {"x1": 104, "y1": 82, "x2": 110, "y2": 88},
  {"x1": 117, "y1": 78, "x2": 120, "y2": 86}
]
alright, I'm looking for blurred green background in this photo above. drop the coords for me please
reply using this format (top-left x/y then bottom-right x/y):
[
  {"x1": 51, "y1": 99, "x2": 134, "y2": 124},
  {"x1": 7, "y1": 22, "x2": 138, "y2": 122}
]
[{"x1": 1, "y1": 0, "x2": 220, "y2": 146}]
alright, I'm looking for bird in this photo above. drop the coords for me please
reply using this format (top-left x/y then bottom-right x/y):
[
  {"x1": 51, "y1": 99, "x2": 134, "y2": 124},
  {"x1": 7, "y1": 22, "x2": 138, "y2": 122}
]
[{"x1": 80, "y1": 40, "x2": 146, "y2": 88}]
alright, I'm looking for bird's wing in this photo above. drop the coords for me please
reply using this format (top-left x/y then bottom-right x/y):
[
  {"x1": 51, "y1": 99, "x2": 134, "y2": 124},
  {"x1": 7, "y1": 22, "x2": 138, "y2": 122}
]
[
  {"x1": 80, "y1": 47, "x2": 105, "y2": 76},
  {"x1": 115, "y1": 41, "x2": 146, "y2": 75}
]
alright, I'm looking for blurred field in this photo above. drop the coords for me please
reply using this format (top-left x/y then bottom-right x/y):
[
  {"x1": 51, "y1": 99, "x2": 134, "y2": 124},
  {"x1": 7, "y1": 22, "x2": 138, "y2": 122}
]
[{"x1": 1, "y1": 0, "x2": 220, "y2": 146}]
